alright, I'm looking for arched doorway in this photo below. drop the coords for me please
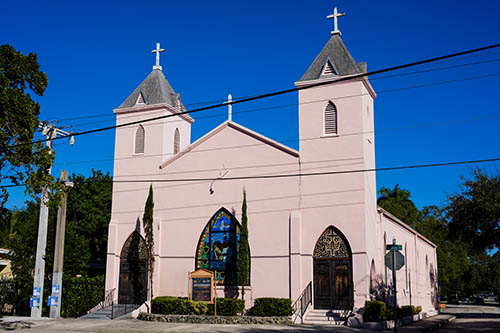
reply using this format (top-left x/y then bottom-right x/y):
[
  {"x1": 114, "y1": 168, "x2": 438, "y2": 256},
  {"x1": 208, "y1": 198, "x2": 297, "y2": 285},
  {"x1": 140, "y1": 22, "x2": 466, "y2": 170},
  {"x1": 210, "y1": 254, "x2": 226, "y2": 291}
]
[
  {"x1": 118, "y1": 231, "x2": 148, "y2": 304},
  {"x1": 313, "y1": 226, "x2": 353, "y2": 310}
]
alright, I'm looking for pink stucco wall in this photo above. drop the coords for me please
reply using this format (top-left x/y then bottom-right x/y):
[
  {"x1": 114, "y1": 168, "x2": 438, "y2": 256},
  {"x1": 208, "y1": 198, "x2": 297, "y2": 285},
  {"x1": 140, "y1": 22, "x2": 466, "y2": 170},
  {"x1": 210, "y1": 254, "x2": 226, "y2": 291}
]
[{"x1": 105, "y1": 72, "x2": 438, "y2": 315}]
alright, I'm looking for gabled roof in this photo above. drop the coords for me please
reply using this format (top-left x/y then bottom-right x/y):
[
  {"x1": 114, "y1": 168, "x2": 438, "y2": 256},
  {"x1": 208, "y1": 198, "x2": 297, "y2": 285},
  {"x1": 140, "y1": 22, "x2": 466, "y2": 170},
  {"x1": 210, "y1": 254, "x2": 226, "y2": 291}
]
[
  {"x1": 117, "y1": 69, "x2": 181, "y2": 109},
  {"x1": 159, "y1": 121, "x2": 299, "y2": 169},
  {"x1": 298, "y1": 34, "x2": 366, "y2": 82}
]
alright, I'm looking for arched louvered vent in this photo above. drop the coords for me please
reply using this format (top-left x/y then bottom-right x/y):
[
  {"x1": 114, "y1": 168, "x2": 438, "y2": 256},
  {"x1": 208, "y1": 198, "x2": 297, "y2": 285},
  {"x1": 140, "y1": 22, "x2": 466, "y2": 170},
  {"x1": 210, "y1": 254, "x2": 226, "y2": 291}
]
[
  {"x1": 324, "y1": 102, "x2": 338, "y2": 135},
  {"x1": 173, "y1": 128, "x2": 180, "y2": 154},
  {"x1": 322, "y1": 60, "x2": 337, "y2": 76},
  {"x1": 135, "y1": 125, "x2": 145, "y2": 154}
]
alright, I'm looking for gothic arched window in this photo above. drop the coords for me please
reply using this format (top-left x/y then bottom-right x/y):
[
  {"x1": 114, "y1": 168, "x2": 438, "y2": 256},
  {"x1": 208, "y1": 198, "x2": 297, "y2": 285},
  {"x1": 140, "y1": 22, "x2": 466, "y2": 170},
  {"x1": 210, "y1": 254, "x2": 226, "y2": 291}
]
[
  {"x1": 324, "y1": 102, "x2": 338, "y2": 135},
  {"x1": 195, "y1": 208, "x2": 243, "y2": 285},
  {"x1": 174, "y1": 128, "x2": 180, "y2": 154},
  {"x1": 135, "y1": 125, "x2": 145, "y2": 154}
]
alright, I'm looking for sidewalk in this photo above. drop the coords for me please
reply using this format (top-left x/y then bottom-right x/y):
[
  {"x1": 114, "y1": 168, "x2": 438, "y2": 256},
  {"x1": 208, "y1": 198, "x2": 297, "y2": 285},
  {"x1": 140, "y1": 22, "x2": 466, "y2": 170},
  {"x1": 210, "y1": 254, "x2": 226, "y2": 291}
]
[
  {"x1": 385, "y1": 314, "x2": 456, "y2": 332},
  {"x1": 0, "y1": 314, "x2": 456, "y2": 332}
]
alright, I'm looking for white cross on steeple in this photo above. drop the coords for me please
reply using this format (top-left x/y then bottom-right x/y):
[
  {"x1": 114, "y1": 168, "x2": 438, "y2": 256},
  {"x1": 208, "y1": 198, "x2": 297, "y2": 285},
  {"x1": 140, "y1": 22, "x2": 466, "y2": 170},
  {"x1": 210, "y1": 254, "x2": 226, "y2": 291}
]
[
  {"x1": 326, "y1": 6, "x2": 345, "y2": 36},
  {"x1": 152, "y1": 42, "x2": 165, "y2": 70}
]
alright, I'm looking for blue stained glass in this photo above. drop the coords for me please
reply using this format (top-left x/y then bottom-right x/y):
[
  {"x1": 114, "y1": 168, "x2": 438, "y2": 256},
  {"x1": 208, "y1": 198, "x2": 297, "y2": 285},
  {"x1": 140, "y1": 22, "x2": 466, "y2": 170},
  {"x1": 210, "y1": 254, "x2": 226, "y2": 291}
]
[
  {"x1": 195, "y1": 208, "x2": 241, "y2": 285},
  {"x1": 212, "y1": 216, "x2": 232, "y2": 231}
]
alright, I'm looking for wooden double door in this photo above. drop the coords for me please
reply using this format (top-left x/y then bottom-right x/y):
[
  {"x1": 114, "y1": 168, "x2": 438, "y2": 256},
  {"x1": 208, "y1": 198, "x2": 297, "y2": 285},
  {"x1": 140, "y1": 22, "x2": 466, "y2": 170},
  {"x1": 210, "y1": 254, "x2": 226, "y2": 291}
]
[
  {"x1": 118, "y1": 260, "x2": 147, "y2": 305},
  {"x1": 313, "y1": 259, "x2": 353, "y2": 310}
]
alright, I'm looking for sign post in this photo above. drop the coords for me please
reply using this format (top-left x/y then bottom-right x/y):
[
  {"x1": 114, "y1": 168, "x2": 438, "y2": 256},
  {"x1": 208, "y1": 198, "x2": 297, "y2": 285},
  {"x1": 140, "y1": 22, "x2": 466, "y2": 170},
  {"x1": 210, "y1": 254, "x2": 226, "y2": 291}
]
[{"x1": 385, "y1": 239, "x2": 405, "y2": 333}]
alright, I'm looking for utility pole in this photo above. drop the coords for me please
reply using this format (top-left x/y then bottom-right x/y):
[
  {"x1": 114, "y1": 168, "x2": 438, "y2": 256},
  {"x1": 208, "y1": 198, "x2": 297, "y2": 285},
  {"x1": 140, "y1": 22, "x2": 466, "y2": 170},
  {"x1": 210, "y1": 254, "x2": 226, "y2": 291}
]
[
  {"x1": 49, "y1": 170, "x2": 73, "y2": 318},
  {"x1": 31, "y1": 122, "x2": 74, "y2": 319}
]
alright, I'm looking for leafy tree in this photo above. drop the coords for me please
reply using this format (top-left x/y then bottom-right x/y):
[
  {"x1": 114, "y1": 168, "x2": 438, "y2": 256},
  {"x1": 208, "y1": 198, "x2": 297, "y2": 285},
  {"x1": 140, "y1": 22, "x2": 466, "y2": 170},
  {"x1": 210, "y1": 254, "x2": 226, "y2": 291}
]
[
  {"x1": 0, "y1": 44, "x2": 53, "y2": 208},
  {"x1": 378, "y1": 185, "x2": 420, "y2": 228},
  {"x1": 143, "y1": 185, "x2": 154, "y2": 301},
  {"x1": 447, "y1": 169, "x2": 500, "y2": 252},
  {"x1": 238, "y1": 189, "x2": 250, "y2": 298},
  {"x1": 0, "y1": 206, "x2": 12, "y2": 247},
  {"x1": 416, "y1": 206, "x2": 470, "y2": 297}
]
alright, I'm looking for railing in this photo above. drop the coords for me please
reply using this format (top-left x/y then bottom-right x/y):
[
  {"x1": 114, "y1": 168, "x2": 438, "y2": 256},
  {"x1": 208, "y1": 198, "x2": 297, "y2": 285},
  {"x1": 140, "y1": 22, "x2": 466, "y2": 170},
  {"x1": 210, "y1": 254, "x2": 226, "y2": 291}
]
[
  {"x1": 87, "y1": 288, "x2": 115, "y2": 316},
  {"x1": 111, "y1": 303, "x2": 139, "y2": 319},
  {"x1": 292, "y1": 281, "x2": 312, "y2": 324}
]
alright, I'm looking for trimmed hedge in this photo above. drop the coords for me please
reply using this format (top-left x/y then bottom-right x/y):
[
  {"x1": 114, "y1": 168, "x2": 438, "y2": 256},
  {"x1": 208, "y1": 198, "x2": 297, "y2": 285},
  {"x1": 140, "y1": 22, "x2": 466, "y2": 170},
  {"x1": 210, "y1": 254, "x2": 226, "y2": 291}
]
[
  {"x1": 250, "y1": 298, "x2": 294, "y2": 317},
  {"x1": 363, "y1": 301, "x2": 386, "y2": 322},
  {"x1": 151, "y1": 296, "x2": 244, "y2": 316},
  {"x1": 400, "y1": 305, "x2": 416, "y2": 317},
  {"x1": 364, "y1": 301, "x2": 423, "y2": 322}
]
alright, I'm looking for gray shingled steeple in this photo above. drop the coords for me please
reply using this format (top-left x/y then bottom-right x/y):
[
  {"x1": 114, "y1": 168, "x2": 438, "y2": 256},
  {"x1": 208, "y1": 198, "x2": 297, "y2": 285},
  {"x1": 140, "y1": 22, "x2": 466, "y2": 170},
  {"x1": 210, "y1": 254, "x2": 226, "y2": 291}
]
[
  {"x1": 117, "y1": 69, "x2": 181, "y2": 109},
  {"x1": 298, "y1": 34, "x2": 366, "y2": 82}
]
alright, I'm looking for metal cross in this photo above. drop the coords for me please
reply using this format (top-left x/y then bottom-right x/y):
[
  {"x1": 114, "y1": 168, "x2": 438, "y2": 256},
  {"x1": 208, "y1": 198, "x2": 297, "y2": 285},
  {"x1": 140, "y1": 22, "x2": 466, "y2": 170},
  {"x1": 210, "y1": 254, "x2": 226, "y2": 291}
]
[
  {"x1": 152, "y1": 42, "x2": 165, "y2": 70},
  {"x1": 326, "y1": 6, "x2": 345, "y2": 36}
]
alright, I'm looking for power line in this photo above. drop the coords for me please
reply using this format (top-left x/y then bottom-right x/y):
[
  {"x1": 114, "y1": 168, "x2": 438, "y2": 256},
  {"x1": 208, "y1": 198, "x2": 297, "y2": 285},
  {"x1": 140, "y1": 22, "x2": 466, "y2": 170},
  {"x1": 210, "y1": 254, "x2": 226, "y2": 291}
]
[
  {"x1": 109, "y1": 157, "x2": 500, "y2": 183},
  {"x1": 55, "y1": 56, "x2": 500, "y2": 126},
  {"x1": 9, "y1": 42, "x2": 500, "y2": 148}
]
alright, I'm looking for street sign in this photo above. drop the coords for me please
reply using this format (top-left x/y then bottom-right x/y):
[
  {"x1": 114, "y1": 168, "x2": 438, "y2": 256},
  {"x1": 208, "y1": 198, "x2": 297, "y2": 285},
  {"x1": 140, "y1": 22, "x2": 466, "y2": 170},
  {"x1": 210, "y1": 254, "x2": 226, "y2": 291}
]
[
  {"x1": 30, "y1": 297, "x2": 40, "y2": 308},
  {"x1": 386, "y1": 244, "x2": 402, "y2": 251},
  {"x1": 385, "y1": 251, "x2": 405, "y2": 271}
]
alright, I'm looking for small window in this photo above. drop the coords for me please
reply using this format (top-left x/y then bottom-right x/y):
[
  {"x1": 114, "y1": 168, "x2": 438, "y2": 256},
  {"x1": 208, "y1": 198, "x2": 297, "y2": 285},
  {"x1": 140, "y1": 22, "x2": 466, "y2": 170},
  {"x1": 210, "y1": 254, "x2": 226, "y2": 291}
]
[
  {"x1": 322, "y1": 60, "x2": 337, "y2": 76},
  {"x1": 324, "y1": 102, "x2": 338, "y2": 135},
  {"x1": 135, "y1": 125, "x2": 145, "y2": 154},
  {"x1": 173, "y1": 128, "x2": 180, "y2": 154}
]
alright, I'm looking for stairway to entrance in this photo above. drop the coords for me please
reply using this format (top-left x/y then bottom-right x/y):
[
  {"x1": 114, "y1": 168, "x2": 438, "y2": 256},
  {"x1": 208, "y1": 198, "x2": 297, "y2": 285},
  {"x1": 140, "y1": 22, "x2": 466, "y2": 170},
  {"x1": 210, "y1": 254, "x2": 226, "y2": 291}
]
[{"x1": 303, "y1": 309, "x2": 349, "y2": 325}]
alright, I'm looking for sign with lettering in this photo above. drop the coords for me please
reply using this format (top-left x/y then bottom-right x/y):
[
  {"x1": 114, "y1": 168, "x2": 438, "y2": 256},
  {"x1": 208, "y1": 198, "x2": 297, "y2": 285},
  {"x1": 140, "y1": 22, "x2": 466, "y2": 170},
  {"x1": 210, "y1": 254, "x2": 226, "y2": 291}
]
[
  {"x1": 189, "y1": 269, "x2": 214, "y2": 303},
  {"x1": 48, "y1": 295, "x2": 59, "y2": 306}
]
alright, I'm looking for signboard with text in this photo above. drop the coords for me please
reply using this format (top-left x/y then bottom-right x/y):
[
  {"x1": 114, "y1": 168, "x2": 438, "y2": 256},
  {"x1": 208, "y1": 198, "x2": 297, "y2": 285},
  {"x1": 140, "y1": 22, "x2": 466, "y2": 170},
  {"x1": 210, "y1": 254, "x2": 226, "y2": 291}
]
[{"x1": 189, "y1": 269, "x2": 214, "y2": 303}]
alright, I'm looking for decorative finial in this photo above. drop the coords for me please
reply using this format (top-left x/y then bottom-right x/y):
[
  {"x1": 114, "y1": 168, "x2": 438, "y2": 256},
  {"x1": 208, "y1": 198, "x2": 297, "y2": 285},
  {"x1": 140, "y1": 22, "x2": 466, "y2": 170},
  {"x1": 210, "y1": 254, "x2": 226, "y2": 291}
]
[
  {"x1": 152, "y1": 42, "x2": 165, "y2": 70},
  {"x1": 326, "y1": 6, "x2": 345, "y2": 36},
  {"x1": 227, "y1": 94, "x2": 232, "y2": 121}
]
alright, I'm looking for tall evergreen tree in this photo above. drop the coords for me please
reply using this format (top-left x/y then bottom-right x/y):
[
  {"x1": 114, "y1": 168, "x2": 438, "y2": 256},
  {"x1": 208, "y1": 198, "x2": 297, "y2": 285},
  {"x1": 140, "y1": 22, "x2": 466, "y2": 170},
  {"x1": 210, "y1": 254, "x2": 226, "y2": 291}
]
[
  {"x1": 143, "y1": 185, "x2": 155, "y2": 302},
  {"x1": 238, "y1": 189, "x2": 250, "y2": 299}
]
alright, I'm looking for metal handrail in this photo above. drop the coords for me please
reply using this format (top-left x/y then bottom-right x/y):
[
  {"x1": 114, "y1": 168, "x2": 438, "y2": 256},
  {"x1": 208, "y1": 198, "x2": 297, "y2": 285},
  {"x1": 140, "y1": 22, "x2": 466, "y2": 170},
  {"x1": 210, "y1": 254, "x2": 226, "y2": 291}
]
[
  {"x1": 87, "y1": 288, "x2": 115, "y2": 315},
  {"x1": 292, "y1": 281, "x2": 312, "y2": 323},
  {"x1": 330, "y1": 283, "x2": 353, "y2": 325}
]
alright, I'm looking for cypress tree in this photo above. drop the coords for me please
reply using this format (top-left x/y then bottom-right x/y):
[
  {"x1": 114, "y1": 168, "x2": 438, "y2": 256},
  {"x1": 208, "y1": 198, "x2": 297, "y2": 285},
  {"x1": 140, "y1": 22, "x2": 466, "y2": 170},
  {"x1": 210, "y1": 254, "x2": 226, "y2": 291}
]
[
  {"x1": 238, "y1": 189, "x2": 250, "y2": 299},
  {"x1": 143, "y1": 185, "x2": 155, "y2": 302}
]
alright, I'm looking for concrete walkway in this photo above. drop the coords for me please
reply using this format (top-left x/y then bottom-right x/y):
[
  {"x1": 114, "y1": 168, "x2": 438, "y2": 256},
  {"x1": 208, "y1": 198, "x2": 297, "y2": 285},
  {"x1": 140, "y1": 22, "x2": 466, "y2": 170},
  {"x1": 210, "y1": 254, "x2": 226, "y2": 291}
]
[{"x1": 0, "y1": 313, "x2": 457, "y2": 333}]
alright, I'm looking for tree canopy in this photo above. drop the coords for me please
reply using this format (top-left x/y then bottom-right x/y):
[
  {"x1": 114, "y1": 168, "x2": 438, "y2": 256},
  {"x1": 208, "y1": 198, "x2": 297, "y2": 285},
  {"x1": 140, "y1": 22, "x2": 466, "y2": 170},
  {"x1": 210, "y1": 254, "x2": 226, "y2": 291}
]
[
  {"x1": 378, "y1": 184, "x2": 420, "y2": 228},
  {"x1": 0, "y1": 44, "x2": 53, "y2": 207}
]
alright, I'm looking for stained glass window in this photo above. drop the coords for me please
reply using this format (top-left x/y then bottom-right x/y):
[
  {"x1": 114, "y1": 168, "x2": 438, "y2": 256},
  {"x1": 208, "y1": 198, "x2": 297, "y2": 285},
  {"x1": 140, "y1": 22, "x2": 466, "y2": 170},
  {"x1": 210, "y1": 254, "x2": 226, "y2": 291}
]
[
  {"x1": 313, "y1": 226, "x2": 351, "y2": 259},
  {"x1": 196, "y1": 208, "x2": 240, "y2": 285}
]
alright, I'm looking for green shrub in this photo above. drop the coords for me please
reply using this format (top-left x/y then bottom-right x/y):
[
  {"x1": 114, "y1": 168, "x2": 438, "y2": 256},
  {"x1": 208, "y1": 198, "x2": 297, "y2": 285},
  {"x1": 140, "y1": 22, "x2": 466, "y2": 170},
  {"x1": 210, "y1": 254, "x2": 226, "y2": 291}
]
[
  {"x1": 216, "y1": 298, "x2": 245, "y2": 316},
  {"x1": 250, "y1": 298, "x2": 294, "y2": 317},
  {"x1": 152, "y1": 297, "x2": 242, "y2": 316},
  {"x1": 400, "y1": 305, "x2": 416, "y2": 317},
  {"x1": 151, "y1": 296, "x2": 208, "y2": 315},
  {"x1": 363, "y1": 301, "x2": 386, "y2": 322},
  {"x1": 61, "y1": 275, "x2": 105, "y2": 318},
  {"x1": 416, "y1": 305, "x2": 422, "y2": 314}
]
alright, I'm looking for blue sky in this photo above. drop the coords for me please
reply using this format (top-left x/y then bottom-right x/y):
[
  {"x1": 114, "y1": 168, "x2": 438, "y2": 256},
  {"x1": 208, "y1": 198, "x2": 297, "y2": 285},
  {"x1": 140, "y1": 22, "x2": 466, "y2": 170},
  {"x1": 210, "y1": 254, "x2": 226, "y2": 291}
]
[{"x1": 2, "y1": 0, "x2": 500, "y2": 210}]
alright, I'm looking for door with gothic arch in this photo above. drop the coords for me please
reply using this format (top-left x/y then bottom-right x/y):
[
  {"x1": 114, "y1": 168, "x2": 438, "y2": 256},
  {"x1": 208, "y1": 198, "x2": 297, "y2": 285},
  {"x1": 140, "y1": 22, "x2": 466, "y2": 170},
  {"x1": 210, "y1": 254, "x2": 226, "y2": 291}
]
[
  {"x1": 118, "y1": 231, "x2": 148, "y2": 304},
  {"x1": 313, "y1": 226, "x2": 353, "y2": 310}
]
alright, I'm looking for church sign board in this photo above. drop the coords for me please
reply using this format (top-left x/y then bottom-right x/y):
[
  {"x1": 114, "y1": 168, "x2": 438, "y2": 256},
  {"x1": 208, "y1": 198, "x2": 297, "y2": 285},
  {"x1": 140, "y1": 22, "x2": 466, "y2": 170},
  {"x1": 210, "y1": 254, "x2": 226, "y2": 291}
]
[{"x1": 189, "y1": 269, "x2": 214, "y2": 303}]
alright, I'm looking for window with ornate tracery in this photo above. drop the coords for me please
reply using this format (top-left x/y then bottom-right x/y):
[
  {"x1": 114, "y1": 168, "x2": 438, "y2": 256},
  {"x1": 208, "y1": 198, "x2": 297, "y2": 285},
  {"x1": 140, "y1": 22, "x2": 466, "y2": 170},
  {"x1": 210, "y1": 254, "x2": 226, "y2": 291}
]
[
  {"x1": 135, "y1": 125, "x2": 145, "y2": 154},
  {"x1": 313, "y1": 226, "x2": 351, "y2": 259},
  {"x1": 174, "y1": 128, "x2": 180, "y2": 154},
  {"x1": 195, "y1": 208, "x2": 247, "y2": 285}
]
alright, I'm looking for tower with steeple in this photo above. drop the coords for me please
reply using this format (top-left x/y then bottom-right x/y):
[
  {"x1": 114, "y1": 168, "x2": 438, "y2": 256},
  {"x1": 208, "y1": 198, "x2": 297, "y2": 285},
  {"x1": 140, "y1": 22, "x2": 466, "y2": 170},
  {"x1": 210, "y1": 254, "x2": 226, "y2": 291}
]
[
  {"x1": 112, "y1": 43, "x2": 194, "y2": 178},
  {"x1": 295, "y1": 7, "x2": 379, "y2": 306}
]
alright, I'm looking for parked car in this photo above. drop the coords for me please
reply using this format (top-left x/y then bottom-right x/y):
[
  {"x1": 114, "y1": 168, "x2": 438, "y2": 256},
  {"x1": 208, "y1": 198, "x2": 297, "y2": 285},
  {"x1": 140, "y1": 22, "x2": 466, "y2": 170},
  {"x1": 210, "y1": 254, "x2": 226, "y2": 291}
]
[{"x1": 472, "y1": 296, "x2": 485, "y2": 305}]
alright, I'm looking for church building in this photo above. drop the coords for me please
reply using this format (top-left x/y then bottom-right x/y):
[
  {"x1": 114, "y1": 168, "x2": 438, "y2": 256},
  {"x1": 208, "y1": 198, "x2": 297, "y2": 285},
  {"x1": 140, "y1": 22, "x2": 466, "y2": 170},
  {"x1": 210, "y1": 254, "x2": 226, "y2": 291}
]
[{"x1": 105, "y1": 9, "x2": 439, "y2": 319}]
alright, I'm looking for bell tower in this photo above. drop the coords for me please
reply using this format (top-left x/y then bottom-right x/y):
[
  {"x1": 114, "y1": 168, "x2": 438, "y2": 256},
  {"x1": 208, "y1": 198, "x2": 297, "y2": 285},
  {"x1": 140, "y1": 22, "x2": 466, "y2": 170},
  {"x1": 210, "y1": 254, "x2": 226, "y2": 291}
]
[{"x1": 295, "y1": 9, "x2": 380, "y2": 308}]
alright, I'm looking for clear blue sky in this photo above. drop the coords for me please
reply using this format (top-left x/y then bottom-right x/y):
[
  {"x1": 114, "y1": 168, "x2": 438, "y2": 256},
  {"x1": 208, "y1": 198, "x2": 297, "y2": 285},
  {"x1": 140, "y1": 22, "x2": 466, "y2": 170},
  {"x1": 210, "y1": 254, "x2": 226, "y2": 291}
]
[{"x1": 3, "y1": 0, "x2": 500, "y2": 210}]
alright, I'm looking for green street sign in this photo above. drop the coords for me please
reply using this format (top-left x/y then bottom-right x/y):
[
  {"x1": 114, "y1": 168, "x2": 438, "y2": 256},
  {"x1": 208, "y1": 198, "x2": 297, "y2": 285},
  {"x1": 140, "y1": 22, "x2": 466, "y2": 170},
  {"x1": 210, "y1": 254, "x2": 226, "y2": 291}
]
[{"x1": 386, "y1": 244, "x2": 402, "y2": 251}]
